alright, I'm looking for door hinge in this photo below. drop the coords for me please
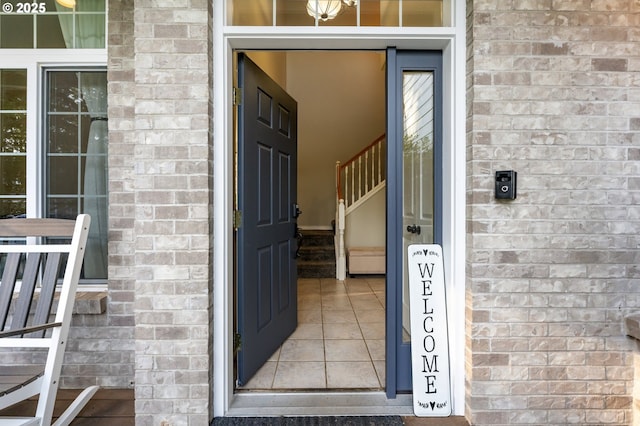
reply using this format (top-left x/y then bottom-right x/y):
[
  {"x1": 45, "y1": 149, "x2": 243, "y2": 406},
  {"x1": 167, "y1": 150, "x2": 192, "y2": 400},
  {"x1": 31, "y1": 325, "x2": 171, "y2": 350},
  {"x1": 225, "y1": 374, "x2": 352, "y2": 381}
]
[
  {"x1": 233, "y1": 210, "x2": 242, "y2": 229},
  {"x1": 233, "y1": 87, "x2": 242, "y2": 105},
  {"x1": 234, "y1": 333, "x2": 242, "y2": 354}
]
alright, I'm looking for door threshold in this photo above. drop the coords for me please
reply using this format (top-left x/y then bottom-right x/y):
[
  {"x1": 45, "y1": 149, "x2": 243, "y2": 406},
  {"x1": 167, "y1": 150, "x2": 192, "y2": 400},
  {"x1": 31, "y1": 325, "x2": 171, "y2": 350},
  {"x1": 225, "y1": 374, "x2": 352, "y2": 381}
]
[{"x1": 226, "y1": 391, "x2": 414, "y2": 416}]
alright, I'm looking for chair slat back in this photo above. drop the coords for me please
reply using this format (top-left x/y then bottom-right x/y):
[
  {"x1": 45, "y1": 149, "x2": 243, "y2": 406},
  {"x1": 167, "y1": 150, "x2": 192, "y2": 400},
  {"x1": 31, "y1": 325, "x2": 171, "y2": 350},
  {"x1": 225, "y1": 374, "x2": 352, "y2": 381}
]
[
  {"x1": 0, "y1": 253, "x2": 20, "y2": 328},
  {"x1": 32, "y1": 253, "x2": 63, "y2": 338},
  {"x1": 0, "y1": 217, "x2": 85, "y2": 338},
  {"x1": 10, "y1": 253, "x2": 42, "y2": 332}
]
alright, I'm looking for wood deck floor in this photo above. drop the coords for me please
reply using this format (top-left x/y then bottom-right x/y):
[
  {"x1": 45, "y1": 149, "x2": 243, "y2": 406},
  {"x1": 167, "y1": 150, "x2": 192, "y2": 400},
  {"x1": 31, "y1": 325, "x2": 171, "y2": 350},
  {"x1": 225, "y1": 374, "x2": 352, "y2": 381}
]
[
  {"x1": 0, "y1": 388, "x2": 469, "y2": 425},
  {"x1": 0, "y1": 388, "x2": 134, "y2": 425}
]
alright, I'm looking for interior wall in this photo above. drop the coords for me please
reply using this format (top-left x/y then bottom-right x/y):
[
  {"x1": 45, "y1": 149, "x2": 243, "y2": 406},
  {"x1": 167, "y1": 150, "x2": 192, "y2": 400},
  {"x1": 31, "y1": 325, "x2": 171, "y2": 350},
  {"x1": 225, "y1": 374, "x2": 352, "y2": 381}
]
[
  {"x1": 246, "y1": 51, "x2": 287, "y2": 87},
  {"x1": 286, "y1": 51, "x2": 386, "y2": 229},
  {"x1": 345, "y1": 187, "x2": 385, "y2": 247},
  {"x1": 246, "y1": 50, "x2": 385, "y2": 229}
]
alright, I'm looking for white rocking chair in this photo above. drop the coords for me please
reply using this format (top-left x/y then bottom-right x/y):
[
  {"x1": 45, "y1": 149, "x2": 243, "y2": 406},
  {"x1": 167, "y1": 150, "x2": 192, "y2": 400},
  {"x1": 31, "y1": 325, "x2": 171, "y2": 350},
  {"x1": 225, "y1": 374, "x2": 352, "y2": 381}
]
[{"x1": 0, "y1": 215, "x2": 99, "y2": 426}]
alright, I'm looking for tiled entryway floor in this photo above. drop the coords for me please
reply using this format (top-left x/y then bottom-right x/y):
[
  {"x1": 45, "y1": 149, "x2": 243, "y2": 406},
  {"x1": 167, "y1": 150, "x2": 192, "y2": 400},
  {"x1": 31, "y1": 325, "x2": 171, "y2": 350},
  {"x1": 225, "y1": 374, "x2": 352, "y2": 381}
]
[{"x1": 239, "y1": 276, "x2": 385, "y2": 390}]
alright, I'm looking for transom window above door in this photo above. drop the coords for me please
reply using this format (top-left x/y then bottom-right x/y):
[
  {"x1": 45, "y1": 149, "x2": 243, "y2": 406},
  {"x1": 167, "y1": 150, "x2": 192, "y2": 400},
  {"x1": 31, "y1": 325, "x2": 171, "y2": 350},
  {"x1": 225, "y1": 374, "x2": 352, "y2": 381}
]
[{"x1": 227, "y1": 0, "x2": 448, "y2": 27}]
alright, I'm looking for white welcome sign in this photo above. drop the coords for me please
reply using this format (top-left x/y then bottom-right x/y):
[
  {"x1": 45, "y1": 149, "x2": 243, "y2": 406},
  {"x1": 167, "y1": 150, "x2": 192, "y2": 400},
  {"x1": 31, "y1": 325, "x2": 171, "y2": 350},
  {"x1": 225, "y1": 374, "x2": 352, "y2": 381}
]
[{"x1": 408, "y1": 244, "x2": 451, "y2": 417}]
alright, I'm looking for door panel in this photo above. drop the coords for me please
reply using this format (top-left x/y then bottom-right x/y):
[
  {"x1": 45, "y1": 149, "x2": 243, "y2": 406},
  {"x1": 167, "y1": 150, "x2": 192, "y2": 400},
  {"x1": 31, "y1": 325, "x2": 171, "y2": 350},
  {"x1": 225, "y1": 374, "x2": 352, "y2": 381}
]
[
  {"x1": 386, "y1": 49, "x2": 443, "y2": 396},
  {"x1": 237, "y1": 53, "x2": 299, "y2": 385}
]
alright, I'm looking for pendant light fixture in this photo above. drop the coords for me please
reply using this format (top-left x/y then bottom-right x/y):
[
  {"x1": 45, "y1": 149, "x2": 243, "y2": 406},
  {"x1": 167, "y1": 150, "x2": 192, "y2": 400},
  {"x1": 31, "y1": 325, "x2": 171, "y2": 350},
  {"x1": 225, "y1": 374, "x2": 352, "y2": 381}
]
[
  {"x1": 56, "y1": 0, "x2": 76, "y2": 8},
  {"x1": 343, "y1": 0, "x2": 357, "y2": 6},
  {"x1": 306, "y1": 0, "x2": 343, "y2": 22}
]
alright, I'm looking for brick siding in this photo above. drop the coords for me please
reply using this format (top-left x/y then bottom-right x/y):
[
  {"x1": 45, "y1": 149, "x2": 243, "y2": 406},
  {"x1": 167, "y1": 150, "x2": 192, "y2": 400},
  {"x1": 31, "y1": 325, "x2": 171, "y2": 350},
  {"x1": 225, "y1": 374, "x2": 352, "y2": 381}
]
[
  {"x1": 107, "y1": 0, "x2": 213, "y2": 423},
  {"x1": 466, "y1": 0, "x2": 640, "y2": 424}
]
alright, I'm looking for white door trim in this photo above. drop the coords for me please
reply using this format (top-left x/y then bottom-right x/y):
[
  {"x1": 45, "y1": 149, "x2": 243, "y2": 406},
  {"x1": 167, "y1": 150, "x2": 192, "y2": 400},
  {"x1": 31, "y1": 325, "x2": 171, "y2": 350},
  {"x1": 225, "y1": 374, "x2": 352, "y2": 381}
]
[{"x1": 213, "y1": 2, "x2": 467, "y2": 418}]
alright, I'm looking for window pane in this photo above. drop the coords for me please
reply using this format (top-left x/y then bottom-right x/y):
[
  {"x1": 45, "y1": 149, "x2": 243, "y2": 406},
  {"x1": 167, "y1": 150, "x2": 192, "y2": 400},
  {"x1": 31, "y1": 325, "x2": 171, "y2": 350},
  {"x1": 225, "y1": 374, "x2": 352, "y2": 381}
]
[
  {"x1": 319, "y1": 1, "x2": 357, "y2": 27},
  {"x1": 0, "y1": 156, "x2": 26, "y2": 195},
  {"x1": 48, "y1": 155, "x2": 78, "y2": 194},
  {"x1": 0, "y1": 199, "x2": 25, "y2": 218},
  {"x1": 276, "y1": 0, "x2": 313, "y2": 26},
  {"x1": 1, "y1": 113, "x2": 26, "y2": 153},
  {"x1": 403, "y1": 0, "x2": 442, "y2": 27},
  {"x1": 1, "y1": 70, "x2": 27, "y2": 110},
  {"x1": 49, "y1": 115, "x2": 79, "y2": 153},
  {"x1": 49, "y1": 72, "x2": 80, "y2": 112},
  {"x1": 0, "y1": 14, "x2": 33, "y2": 48},
  {"x1": 46, "y1": 197, "x2": 77, "y2": 219},
  {"x1": 229, "y1": 0, "x2": 273, "y2": 26},
  {"x1": 36, "y1": 15, "x2": 67, "y2": 48},
  {"x1": 361, "y1": 0, "x2": 395, "y2": 26},
  {"x1": 75, "y1": 14, "x2": 105, "y2": 48}
]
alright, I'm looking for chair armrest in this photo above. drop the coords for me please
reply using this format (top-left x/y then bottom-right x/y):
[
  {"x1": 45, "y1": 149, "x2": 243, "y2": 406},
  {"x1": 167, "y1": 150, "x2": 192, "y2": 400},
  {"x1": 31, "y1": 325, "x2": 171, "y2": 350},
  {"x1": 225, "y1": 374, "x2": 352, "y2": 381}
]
[{"x1": 0, "y1": 322, "x2": 62, "y2": 338}]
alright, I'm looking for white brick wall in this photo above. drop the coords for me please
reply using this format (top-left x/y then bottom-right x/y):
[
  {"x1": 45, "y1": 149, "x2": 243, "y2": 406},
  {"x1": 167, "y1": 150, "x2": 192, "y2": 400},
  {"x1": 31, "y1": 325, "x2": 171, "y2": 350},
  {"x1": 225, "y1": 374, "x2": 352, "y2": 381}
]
[
  {"x1": 106, "y1": 0, "x2": 214, "y2": 423},
  {"x1": 467, "y1": 0, "x2": 640, "y2": 424}
]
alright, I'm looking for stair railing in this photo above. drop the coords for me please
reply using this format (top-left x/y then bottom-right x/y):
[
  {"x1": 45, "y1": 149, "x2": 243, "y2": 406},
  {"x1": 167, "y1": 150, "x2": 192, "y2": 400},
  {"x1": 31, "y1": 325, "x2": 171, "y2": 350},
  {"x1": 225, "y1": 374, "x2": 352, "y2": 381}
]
[
  {"x1": 336, "y1": 134, "x2": 386, "y2": 212},
  {"x1": 335, "y1": 134, "x2": 386, "y2": 280}
]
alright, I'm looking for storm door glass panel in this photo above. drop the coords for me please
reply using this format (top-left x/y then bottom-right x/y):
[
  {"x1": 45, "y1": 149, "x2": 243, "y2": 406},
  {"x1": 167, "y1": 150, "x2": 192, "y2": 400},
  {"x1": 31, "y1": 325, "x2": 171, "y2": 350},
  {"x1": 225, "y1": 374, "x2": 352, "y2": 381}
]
[
  {"x1": 401, "y1": 71, "x2": 434, "y2": 342},
  {"x1": 0, "y1": 69, "x2": 27, "y2": 218},
  {"x1": 46, "y1": 70, "x2": 107, "y2": 280}
]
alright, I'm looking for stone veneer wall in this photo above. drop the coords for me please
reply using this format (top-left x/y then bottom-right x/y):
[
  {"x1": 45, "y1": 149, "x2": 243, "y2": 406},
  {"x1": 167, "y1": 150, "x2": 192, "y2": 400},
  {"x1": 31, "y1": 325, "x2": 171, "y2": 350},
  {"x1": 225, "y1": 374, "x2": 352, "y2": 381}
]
[
  {"x1": 106, "y1": 0, "x2": 214, "y2": 423},
  {"x1": 466, "y1": 1, "x2": 640, "y2": 425}
]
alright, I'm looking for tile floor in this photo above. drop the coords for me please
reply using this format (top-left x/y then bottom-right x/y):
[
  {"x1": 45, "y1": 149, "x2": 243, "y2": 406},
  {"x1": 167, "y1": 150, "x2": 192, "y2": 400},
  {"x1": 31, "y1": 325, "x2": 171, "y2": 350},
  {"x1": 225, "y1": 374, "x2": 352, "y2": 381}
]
[{"x1": 239, "y1": 276, "x2": 386, "y2": 390}]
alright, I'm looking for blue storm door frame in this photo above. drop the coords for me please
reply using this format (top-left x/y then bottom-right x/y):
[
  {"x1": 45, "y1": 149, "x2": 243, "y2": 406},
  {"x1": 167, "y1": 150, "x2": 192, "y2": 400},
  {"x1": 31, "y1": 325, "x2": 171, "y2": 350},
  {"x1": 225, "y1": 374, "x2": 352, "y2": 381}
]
[{"x1": 386, "y1": 48, "x2": 444, "y2": 397}]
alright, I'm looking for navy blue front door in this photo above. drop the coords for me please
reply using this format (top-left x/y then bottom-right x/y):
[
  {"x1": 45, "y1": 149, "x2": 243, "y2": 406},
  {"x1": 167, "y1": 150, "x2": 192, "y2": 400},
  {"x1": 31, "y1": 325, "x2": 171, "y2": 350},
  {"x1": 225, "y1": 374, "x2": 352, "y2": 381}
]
[{"x1": 236, "y1": 53, "x2": 299, "y2": 385}]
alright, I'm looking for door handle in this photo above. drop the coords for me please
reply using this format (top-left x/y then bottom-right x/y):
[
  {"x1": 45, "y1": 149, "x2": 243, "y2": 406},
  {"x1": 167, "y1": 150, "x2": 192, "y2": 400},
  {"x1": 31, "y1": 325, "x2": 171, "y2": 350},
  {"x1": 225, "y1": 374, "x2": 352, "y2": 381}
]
[
  {"x1": 292, "y1": 203, "x2": 302, "y2": 219},
  {"x1": 295, "y1": 226, "x2": 303, "y2": 258},
  {"x1": 406, "y1": 224, "x2": 421, "y2": 235}
]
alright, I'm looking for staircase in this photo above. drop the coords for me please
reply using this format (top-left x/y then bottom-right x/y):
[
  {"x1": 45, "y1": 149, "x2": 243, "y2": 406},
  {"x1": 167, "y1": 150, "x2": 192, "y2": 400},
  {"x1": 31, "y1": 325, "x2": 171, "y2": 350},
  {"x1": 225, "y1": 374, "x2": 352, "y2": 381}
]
[
  {"x1": 297, "y1": 230, "x2": 336, "y2": 278},
  {"x1": 335, "y1": 134, "x2": 386, "y2": 280}
]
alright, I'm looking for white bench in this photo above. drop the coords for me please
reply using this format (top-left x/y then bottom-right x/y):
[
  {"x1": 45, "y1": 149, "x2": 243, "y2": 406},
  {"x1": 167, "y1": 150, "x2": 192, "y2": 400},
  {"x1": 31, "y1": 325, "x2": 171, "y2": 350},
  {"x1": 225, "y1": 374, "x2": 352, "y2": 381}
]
[{"x1": 347, "y1": 247, "x2": 385, "y2": 275}]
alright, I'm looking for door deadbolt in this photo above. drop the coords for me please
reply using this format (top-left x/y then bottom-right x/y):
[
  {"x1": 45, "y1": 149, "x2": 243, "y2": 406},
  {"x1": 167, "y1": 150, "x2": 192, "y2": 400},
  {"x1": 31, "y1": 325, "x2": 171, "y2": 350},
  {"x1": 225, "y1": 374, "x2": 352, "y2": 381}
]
[{"x1": 406, "y1": 224, "x2": 421, "y2": 235}]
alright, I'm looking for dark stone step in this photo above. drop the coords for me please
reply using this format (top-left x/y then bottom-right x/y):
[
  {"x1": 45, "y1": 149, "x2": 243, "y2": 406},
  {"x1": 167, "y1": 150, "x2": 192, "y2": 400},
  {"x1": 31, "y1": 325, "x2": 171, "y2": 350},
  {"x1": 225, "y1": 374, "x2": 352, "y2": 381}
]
[
  {"x1": 299, "y1": 230, "x2": 334, "y2": 247},
  {"x1": 297, "y1": 229, "x2": 335, "y2": 278},
  {"x1": 298, "y1": 245, "x2": 335, "y2": 261},
  {"x1": 297, "y1": 260, "x2": 336, "y2": 278}
]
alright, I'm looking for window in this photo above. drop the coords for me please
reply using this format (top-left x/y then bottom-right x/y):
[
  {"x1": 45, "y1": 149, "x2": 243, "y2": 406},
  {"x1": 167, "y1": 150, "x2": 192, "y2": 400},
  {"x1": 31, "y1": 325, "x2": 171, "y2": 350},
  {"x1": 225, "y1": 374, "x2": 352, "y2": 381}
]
[
  {"x1": 0, "y1": 0, "x2": 107, "y2": 281},
  {"x1": 0, "y1": 0, "x2": 106, "y2": 48},
  {"x1": 45, "y1": 69, "x2": 108, "y2": 280},
  {"x1": 227, "y1": 0, "x2": 447, "y2": 27}
]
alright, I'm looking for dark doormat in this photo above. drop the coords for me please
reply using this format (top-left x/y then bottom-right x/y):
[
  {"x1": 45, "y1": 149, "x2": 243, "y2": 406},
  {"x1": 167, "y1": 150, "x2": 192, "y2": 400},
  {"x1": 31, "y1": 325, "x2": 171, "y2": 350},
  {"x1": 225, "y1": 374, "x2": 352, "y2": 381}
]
[{"x1": 212, "y1": 416, "x2": 404, "y2": 426}]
